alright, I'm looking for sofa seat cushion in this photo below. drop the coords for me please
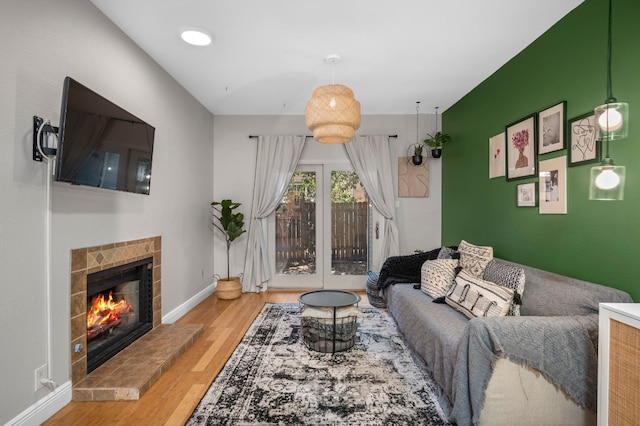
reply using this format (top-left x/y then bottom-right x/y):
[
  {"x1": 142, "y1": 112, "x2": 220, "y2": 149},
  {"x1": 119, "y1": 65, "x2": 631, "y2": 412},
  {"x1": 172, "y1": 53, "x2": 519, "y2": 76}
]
[{"x1": 385, "y1": 283, "x2": 469, "y2": 409}]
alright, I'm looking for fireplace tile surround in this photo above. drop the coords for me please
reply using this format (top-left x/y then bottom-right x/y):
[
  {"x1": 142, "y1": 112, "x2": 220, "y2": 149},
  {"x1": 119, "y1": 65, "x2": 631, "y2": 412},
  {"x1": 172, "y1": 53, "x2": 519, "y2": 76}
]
[{"x1": 70, "y1": 236, "x2": 203, "y2": 401}]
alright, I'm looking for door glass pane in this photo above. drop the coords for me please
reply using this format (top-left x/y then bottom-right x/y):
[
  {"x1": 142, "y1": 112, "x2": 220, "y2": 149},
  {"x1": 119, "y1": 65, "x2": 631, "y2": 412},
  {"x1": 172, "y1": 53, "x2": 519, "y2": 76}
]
[
  {"x1": 330, "y1": 171, "x2": 368, "y2": 275},
  {"x1": 275, "y1": 172, "x2": 316, "y2": 275}
]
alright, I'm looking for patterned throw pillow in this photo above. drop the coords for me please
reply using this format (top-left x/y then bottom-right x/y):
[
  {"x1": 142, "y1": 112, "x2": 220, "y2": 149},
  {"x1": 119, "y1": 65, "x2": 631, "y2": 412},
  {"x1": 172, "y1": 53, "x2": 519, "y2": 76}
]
[
  {"x1": 420, "y1": 259, "x2": 459, "y2": 299},
  {"x1": 437, "y1": 246, "x2": 457, "y2": 259},
  {"x1": 458, "y1": 240, "x2": 493, "y2": 278},
  {"x1": 445, "y1": 270, "x2": 515, "y2": 319},
  {"x1": 483, "y1": 260, "x2": 526, "y2": 316}
]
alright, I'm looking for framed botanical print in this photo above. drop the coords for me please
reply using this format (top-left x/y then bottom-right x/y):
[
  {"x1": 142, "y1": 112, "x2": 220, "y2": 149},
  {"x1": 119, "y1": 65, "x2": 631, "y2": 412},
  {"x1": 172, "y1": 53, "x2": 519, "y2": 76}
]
[
  {"x1": 506, "y1": 114, "x2": 537, "y2": 181},
  {"x1": 538, "y1": 101, "x2": 566, "y2": 155},
  {"x1": 568, "y1": 112, "x2": 600, "y2": 166},
  {"x1": 517, "y1": 182, "x2": 537, "y2": 207},
  {"x1": 539, "y1": 155, "x2": 567, "y2": 214},
  {"x1": 489, "y1": 132, "x2": 505, "y2": 179}
]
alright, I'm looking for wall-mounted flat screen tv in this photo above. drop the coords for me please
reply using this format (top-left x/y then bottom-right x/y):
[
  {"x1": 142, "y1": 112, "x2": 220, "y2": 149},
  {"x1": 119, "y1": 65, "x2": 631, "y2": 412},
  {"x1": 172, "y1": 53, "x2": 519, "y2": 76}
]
[{"x1": 56, "y1": 77, "x2": 155, "y2": 195}]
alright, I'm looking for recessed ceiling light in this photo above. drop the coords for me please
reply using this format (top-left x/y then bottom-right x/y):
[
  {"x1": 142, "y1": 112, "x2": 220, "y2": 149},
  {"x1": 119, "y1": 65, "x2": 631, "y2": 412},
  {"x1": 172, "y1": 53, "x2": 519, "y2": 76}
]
[{"x1": 180, "y1": 30, "x2": 212, "y2": 46}]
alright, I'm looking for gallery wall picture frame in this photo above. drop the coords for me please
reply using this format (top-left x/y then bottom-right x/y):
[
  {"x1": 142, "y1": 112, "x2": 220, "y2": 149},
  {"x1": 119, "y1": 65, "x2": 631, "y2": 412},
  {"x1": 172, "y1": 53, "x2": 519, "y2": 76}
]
[
  {"x1": 489, "y1": 132, "x2": 506, "y2": 179},
  {"x1": 539, "y1": 155, "x2": 567, "y2": 214},
  {"x1": 506, "y1": 114, "x2": 537, "y2": 181},
  {"x1": 568, "y1": 112, "x2": 601, "y2": 166},
  {"x1": 517, "y1": 182, "x2": 537, "y2": 207},
  {"x1": 538, "y1": 101, "x2": 566, "y2": 155}
]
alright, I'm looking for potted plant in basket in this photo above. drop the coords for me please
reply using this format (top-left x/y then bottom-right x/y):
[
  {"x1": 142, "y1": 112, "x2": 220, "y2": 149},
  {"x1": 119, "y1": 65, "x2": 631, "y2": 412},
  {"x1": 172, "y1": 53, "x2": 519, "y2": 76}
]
[
  {"x1": 423, "y1": 131, "x2": 452, "y2": 159},
  {"x1": 211, "y1": 199, "x2": 246, "y2": 299}
]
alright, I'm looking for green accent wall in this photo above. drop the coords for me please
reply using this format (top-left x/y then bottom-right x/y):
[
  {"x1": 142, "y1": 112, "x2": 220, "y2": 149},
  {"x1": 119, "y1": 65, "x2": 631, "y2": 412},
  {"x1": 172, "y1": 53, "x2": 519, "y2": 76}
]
[{"x1": 442, "y1": 0, "x2": 640, "y2": 300}]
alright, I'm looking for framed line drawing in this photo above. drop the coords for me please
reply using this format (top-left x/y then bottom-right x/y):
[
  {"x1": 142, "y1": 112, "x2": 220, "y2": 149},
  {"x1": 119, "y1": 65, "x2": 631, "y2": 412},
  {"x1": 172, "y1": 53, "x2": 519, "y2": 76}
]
[
  {"x1": 506, "y1": 114, "x2": 537, "y2": 181},
  {"x1": 489, "y1": 132, "x2": 505, "y2": 179},
  {"x1": 539, "y1": 155, "x2": 567, "y2": 214},
  {"x1": 517, "y1": 182, "x2": 537, "y2": 207},
  {"x1": 568, "y1": 112, "x2": 600, "y2": 166},
  {"x1": 538, "y1": 101, "x2": 566, "y2": 155}
]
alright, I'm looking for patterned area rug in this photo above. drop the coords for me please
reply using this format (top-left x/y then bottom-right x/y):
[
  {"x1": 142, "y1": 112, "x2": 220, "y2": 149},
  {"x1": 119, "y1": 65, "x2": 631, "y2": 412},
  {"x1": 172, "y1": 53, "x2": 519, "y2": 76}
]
[{"x1": 187, "y1": 303, "x2": 449, "y2": 425}]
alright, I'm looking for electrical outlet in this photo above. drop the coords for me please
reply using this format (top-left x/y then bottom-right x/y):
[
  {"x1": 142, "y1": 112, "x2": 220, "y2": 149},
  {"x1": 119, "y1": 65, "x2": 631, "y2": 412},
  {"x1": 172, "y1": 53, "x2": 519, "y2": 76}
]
[{"x1": 35, "y1": 364, "x2": 48, "y2": 391}]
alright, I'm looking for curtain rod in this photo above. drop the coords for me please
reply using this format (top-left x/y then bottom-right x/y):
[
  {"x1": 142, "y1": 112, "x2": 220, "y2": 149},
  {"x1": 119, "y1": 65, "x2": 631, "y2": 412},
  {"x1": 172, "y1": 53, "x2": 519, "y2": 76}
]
[
  {"x1": 248, "y1": 135, "x2": 398, "y2": 139},
  {"x1": 248, "y1": 135, "x2": 312, "y2": 139}
]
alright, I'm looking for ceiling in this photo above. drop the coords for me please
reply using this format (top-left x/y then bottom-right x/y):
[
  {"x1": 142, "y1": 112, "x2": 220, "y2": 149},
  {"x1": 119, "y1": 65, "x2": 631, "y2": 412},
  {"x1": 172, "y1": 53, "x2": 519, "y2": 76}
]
[{"x1": 90, "y1": 0, "x2": 583, "y2": 116}]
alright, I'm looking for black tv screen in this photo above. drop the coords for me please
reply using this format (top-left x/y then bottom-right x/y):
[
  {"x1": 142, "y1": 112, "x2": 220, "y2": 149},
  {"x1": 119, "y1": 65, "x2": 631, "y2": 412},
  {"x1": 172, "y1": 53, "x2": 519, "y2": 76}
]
[{"x1": 56, "y1": 77, "x2": 155, "y2": 195}]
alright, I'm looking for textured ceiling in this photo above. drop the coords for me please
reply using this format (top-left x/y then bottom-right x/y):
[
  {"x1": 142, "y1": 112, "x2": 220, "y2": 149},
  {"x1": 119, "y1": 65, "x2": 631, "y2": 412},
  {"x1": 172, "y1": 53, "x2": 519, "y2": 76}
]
[{"x1": 91, "y1": 0, "x2": 583, "y2": 115}]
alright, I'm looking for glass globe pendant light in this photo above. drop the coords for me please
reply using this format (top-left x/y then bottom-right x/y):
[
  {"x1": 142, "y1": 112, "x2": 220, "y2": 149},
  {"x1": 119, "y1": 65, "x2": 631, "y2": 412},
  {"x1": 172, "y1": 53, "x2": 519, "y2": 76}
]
[{"x1": 589, "y1": 0, "x2": 627, "y2": 201}]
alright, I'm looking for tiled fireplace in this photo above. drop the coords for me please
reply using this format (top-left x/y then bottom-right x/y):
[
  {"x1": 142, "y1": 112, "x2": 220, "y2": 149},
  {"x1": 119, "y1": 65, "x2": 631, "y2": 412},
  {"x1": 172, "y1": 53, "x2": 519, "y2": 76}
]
[{"x1": 70, "y1": 236, "x2": 203, "y2": 401}]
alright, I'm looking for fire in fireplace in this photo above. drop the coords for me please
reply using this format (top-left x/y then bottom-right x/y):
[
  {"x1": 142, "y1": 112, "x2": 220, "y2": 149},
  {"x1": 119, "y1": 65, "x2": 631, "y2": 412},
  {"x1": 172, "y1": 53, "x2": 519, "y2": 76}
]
[
  {"x1": 86, "y1": 257, "x2": 153, "y2": 373},
  {"x1": 87, "y1": 289, "x2": 134, "y2": 342}
]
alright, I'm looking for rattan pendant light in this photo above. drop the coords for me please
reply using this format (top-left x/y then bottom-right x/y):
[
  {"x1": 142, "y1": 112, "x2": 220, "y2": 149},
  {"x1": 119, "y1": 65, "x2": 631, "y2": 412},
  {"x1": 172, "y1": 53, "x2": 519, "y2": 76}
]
[{"x1": 305, "y1": 55, "x2": 361, "y2": 144}]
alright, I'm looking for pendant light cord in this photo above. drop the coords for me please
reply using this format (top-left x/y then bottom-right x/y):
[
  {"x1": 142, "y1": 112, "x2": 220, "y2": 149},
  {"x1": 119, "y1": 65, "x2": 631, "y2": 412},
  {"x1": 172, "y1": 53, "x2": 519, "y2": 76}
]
[
  {"x1": 332, "y1": 61, "x2": 335, "y2": 84},
  {"x1": 604, "y1": 0, "x2": 613, "y2": 159},
  {"x1": 416, "y1": 102, "x2": 420, "y2": 145},
  {"x1": 606, "y1": 0, "x2": 614, "y2": 103}
]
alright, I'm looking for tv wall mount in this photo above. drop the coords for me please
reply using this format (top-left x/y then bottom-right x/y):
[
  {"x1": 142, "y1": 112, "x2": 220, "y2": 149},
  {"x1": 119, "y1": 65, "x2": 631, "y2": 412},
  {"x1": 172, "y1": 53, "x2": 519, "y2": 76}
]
[{"x1": 33, "y1": 115, "x2": 58, "y2": 162}]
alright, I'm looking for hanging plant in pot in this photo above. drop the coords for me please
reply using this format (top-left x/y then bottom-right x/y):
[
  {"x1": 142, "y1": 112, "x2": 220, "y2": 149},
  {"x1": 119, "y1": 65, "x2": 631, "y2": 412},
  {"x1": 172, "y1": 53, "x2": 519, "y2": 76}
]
[
  {"x1": 211, "y1": 199, "x2": 246, "y2": 300},
  {"x1": 412, "y1": 144, "x2": 424, "y2": 165},
  {"x1": 423, "y1": 131, "x2": 452, "y2": 159}
]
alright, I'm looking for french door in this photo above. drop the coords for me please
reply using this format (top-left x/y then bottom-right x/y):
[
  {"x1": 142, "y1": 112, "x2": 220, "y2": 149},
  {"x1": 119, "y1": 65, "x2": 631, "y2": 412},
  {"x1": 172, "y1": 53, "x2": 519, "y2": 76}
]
[{"x1": 270, "y1": 164, "x2": 378, "y2": 289}]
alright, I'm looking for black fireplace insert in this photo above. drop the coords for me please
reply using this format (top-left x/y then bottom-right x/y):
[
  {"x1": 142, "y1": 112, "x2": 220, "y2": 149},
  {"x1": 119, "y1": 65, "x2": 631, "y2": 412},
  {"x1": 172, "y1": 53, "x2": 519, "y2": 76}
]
[{"x1": 86, "y1": 257, "x2": 153, "y2": 373}]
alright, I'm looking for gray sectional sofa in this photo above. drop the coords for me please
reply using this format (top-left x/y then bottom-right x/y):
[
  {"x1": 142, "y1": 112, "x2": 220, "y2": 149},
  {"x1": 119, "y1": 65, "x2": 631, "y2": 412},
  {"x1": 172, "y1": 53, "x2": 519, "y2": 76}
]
[{"x1": 383, "y1": 257, "x2": 632, "y2": 426}]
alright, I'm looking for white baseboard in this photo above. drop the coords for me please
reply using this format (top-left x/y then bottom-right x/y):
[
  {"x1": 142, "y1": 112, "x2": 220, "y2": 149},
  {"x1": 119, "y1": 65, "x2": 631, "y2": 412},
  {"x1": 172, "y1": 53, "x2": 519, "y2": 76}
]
[
  {"x1": 162, "y1": 282, "x2": 216, "y2": 324},
  {"x1": 6, "y1": 285, "x2": 215, "y2": 426},
  {"x1": 7, "y1": 381, "x2": 72, "y2": 426}
]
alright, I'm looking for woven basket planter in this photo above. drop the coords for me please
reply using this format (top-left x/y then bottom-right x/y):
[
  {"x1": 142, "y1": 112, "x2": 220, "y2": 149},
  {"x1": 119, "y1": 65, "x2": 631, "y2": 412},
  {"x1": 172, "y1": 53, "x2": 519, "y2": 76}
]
[{"x1": 216, "y1": 276, "x2": 242, "y2": 300}]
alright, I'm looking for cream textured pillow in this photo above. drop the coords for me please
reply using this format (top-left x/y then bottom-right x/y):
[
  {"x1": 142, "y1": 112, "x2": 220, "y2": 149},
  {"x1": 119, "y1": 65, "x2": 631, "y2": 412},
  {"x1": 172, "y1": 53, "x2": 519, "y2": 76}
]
[
  {"x1": 458, "y1": 240, "x2": 493, "y2": 278},
  {"x1": 445, "y1": 270, "x2": 514, "y2": 319},
  {"x1": 420, "y1": 259, "x2": 459, "y2": 299}
]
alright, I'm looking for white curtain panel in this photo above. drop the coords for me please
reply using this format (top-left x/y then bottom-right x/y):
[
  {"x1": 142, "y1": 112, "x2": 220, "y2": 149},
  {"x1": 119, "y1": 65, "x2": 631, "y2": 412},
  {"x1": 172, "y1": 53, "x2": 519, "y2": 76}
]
[
  {"x1": 242, "y1": 135, "x2": 306, "y2": 292},
  {"x1": 344, "y1": 135, "x2": 400, "y2": 267}
]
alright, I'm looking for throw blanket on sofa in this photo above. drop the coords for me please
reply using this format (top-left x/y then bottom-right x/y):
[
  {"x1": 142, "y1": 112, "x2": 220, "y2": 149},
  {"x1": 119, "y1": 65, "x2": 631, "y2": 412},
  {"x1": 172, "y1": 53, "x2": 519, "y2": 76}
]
[
  {"x1": 377, "y1": 248, "x2": 440, "y2": 289},
  {"x1": 451, "y1": 314, "x2": 599, "y2": 426}
]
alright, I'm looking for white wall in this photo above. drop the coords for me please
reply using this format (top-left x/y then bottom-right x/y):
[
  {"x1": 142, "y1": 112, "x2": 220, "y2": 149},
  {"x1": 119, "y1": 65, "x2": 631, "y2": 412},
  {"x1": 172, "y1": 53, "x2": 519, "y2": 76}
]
[
  {"x1": 1, "y1": 0, "x2": 214, "y2": 423},
  {"x1": 213, "y1": 114, "x2": 442, "y2": 286}
]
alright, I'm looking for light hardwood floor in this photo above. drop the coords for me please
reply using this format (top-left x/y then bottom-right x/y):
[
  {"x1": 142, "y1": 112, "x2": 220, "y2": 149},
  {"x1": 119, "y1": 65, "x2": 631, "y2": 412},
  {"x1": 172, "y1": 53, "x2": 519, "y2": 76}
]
[{"x1": 45, "y1": 289, "x2": 368, "y2": 426}]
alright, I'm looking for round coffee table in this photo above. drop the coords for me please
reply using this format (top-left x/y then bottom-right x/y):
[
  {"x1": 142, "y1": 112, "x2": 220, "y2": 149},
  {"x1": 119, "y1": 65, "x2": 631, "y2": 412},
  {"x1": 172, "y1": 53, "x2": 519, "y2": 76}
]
[{"x1": 298, "y1": 290, "x2": 361, "y2": 353}]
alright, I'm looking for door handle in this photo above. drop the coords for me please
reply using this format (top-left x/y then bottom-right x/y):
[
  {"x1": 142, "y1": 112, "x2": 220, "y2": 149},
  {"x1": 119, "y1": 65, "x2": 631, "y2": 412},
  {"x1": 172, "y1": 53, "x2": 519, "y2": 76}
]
[{"x1": 375, "y1": 222, "x2": 379, "y2": 239}]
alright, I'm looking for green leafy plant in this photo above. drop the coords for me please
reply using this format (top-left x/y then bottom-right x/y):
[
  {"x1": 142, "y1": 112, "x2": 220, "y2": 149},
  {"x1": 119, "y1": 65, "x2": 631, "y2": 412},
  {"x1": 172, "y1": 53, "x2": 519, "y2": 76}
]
[
  {"x1": 413, "y1": 144, "x2": 424, "y2": 156},
  {"x1": 423, "y1": 131, "x2": 452, "y2": 149},
  {"x1": 211, "y1": 199, "x2": 246, "y2": 280}
]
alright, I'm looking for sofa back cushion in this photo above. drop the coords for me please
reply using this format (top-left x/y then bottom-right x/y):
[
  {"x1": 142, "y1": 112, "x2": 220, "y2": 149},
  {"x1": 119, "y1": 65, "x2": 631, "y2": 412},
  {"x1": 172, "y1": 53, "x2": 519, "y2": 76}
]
[{"x1": 494, "y1": 259, "x2": 633, "y2": 316}]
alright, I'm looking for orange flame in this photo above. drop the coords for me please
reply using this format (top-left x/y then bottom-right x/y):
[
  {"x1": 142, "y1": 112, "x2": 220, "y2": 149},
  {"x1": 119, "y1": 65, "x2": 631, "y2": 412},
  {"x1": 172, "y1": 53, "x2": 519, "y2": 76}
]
[{"x1": 87, "y1": 291, "x2": 132, "y2": 330}]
